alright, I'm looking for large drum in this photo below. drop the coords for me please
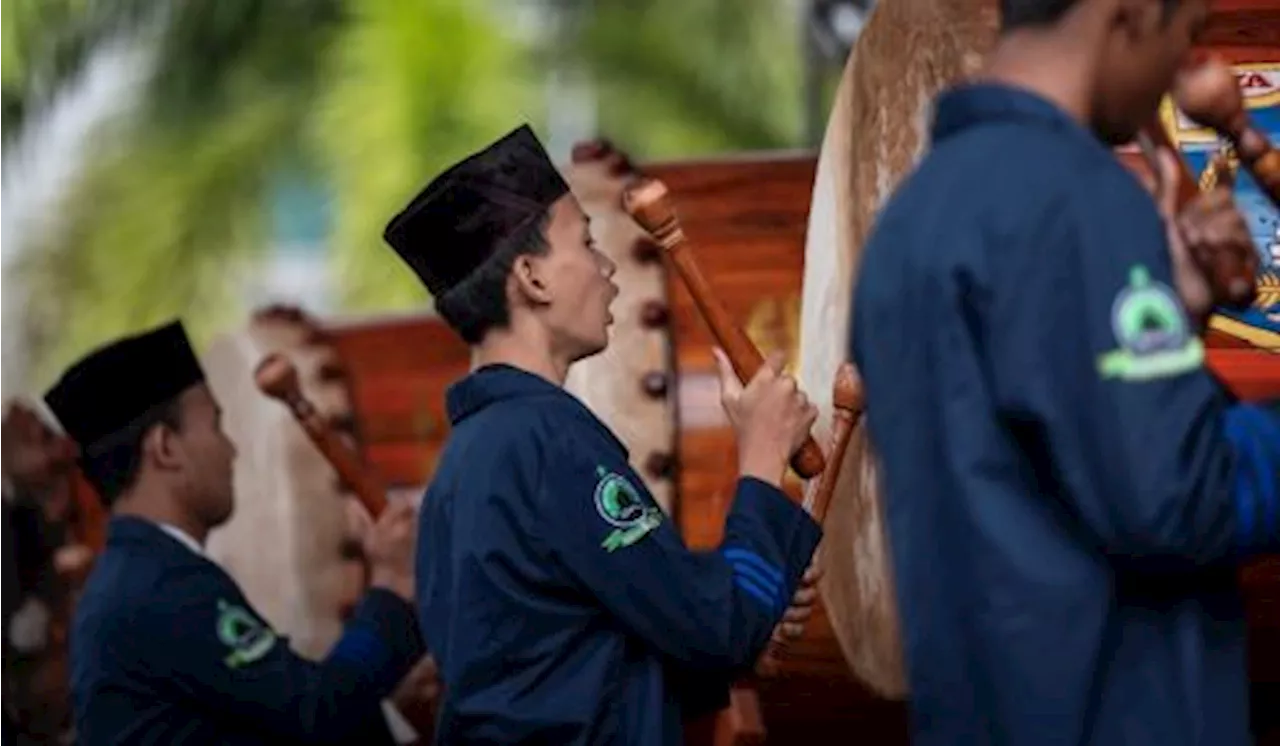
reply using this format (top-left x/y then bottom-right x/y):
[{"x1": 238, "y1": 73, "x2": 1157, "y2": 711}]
[{"x1": 797, "y1": 0, "x2": 999, "y2": 700}]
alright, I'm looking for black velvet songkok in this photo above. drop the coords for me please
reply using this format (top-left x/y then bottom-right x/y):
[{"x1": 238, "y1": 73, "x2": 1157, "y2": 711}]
[
  {"x1": 44, "y1": 320, "x2": 205, "y2": 456},
  {"x1": 383, "y1": 124, "x2": 570, "y2": 296}
]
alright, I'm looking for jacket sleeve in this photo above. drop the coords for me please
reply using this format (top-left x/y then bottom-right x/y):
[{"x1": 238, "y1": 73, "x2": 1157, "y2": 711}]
[
  {"x1": 986, "y1": 168, "x2": 1280, "y2": 568},
  {"x1": 538, "y1": 432, "x2": 823, "y2": 674},
  {"x1": 130, "y1": 570, "x2": 425, "y2": 744}
]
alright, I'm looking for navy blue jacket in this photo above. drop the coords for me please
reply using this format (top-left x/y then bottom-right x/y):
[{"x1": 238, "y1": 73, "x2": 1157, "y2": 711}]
[
  {"x1": 416, "y1": 365, "x2": 823, "y2": 745},
  {"x1": 70, "y1": 516, "x2": 425, "y2": 745},
  {"x1": 851, "y1": 83, "x2": 1280, "y2": 746}
]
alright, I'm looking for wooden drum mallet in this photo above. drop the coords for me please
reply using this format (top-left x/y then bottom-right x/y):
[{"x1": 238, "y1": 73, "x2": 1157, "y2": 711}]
[
  {"x1": 755, "y1": 362, "x2": 866, "y2": 676},
  {"x1": 254, "y1": 352, "x2": 388, "y2": 518},
  {"x1": 1176, "y1": 57, "x2": 1280, "y2": 211},
  {"x1": 621, "y1": 177, "x2": 827, "y2": 480},
  {"x1": 801, "y1": 363, "x2": 866, "y2": 524}
]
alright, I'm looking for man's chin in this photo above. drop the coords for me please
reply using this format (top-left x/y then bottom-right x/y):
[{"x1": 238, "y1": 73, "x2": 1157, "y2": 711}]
[
  {"x1": 570, "y1": 334, "x2": 611, "y2": 363},
  {"x1": 1098, "y1": 113, "x2": 1154, "y2": 149},
  {"x1": 1101, "y1": 127, "x2": 1141, "y2": 148},
  {"x1": 209, "y1": 502, "x2": 235, "y2": 529}
]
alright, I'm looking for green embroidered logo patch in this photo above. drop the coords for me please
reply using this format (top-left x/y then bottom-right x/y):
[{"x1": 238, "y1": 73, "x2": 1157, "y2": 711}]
[
  {"x1": 216, "y1": 599, "x2": 277, "y2": 669},
  {"x1": 593, "y1": 466, "x2": 662, "y2": 552},
  {"x1": 1096, "y1": 265, "x2": 1204, "y2": 382}
]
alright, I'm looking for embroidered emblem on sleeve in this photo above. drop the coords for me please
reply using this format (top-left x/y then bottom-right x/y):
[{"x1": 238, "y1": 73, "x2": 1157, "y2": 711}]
[
  {"x1": 216, "y1": 599, "x2": 278, "y2": 669},
  {"x1": 593, "y1": 466, "x2": 663, "y2": 552},
  {"x1": 1096, "y1": 265, "x2": 1205, "y2": 381}
]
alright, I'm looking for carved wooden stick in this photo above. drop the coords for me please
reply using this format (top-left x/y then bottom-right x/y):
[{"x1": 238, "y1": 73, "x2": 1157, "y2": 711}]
[
  {"x1": 755, "y1": 362, "x2": 866, "y2": 676},
  {"x1": 254, "y1": 352, "x2": 388, "y2": 517},
  {"x1": 802, "y1": 363, "x2": 866, "y2": 523},
  {"x1": 1176, "y1": 57, "x2": 1280, "y2": 210},
  {"x1": 621, "y1": 177, "x2": 826, "y2": 479}
]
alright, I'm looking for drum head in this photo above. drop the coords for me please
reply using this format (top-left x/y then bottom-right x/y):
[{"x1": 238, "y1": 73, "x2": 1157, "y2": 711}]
[{"x1": 796, "y1": 0, "x2": 998, "y2": 699}]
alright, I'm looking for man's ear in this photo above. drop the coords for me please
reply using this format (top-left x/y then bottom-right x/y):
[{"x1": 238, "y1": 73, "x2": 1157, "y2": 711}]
[
  {"x1": 141, "y1": 422, "x2": 184, "y2": 473},
  {"x1": 511, "y1": 253, "x2": 553, "y2": 305}
]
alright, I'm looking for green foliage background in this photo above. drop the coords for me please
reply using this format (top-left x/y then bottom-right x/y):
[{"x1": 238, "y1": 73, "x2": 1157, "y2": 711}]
[{"x1": 3, "y1": 0, "x2": 808, "y2": 391}]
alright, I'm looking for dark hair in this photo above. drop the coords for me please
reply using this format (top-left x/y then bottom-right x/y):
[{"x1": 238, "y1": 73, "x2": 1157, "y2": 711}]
[
  {"x1": 1000, "y1": 0, "x2": 1179, "y2": 30},
  {"x1": 79, "y1": 396, "x2": 185, "y2": 507},
  {"x1": 434, "y1": 211, "x2": 552, "y2": 345}
]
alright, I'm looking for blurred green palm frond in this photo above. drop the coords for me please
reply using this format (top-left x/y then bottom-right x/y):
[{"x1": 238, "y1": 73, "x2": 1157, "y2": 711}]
[
  {"x1": 566, "y1": 0, "x2": 803, "y2": 158},
  {"x1": 3, "y1": 0, "x2": 155, "y2": 135},
  {"x1": 6, "y1": 0, "x2": 347, "y2": 388},
  {"x1": 313, "y1": 0, "x2": 539, "y2": 311},
  {"x1": 4, "y1": 0, "x2": 806, "y2": 389},
  {"x1": 17, "y1": 85, "x2": 307, "y2": 388}
]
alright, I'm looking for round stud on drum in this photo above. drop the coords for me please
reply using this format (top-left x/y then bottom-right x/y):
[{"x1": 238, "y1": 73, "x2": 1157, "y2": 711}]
[{"x1": 640, "y1": 371, "x2": 669, "y2": 398}]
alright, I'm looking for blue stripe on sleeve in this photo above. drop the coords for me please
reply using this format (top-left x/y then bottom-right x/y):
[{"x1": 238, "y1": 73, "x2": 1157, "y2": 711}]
[
  {"x1": 721, "y1": 548, "x2": 784, "y2": 586},
  {"x1": 328, "y1": 626, "x2": 389, "y2": 669},
  {"x1": 722, "y1": 547, "x2": 785, "y2": 611},
  {"x1": 1225, "y1": 405, "x2": 1277, "y2": 551},
  {"x1": 732, "y1": 573, "x2": 779, "y2": 611},
  {"x1": 727, "y1": 560, "x2": 782, "y2": 608}
]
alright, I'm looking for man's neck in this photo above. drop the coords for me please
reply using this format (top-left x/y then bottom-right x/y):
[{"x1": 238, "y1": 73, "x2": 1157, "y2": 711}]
[
  {"x1": 113, "y1": 487, "x2": 208, "y2": 545},
  {"x1": 471, "y1": 327, "x2": 575, "y2": 387},
  {"x1": 976, "y1": 27, "x2": 1100, "y2": 130}
]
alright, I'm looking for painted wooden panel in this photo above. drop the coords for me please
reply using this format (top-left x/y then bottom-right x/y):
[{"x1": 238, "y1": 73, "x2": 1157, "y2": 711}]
[{"x1": 326, "y1": 313, "x2": 470, "y2": 488}]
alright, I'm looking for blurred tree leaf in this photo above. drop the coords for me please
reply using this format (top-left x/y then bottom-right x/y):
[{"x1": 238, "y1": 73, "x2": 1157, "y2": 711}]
[
  {"x1": 3, "y1": 0, "x2": 161, "y2": 139},
  {"x1": 143, "y1": 0, "x2": 343, "y2": 130},
  {"x1": 5, "y1": 0, "x2": 808, "y2": 389},
  {"x1": 311, "y1": 0, "x2": 539, "y2": 312},
  {"x1": 565, "y1": 0, "x2": 804, "y2": 158},
  {"x1": 7, "y1": 0, "x2": 343, "y2": 387},
  {"x1": 17, "y1": 72, "x2": 310, "y2": 389}
]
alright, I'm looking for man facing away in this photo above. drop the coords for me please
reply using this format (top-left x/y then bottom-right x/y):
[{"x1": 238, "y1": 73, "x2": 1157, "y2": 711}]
[
  {"x1": 850, "y1": 0, "x2": 1280, "y2": 744},
  {"x1": 382, "y1": 124, "x2": 825, "y2": 744},
  {"x1": 49, "y1": 320, "x2": 431, "y2": 745}
]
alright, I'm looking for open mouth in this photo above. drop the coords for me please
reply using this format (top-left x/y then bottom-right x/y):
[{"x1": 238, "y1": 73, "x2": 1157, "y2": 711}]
[{"x1": 606, "y1": 284, "x2": 620, "y2": 323}]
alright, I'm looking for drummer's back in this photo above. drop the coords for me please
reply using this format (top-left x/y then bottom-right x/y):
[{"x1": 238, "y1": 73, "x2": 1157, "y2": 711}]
[{"x1": 850, "y1": 81, "x2": 1250, "y2": 746}]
